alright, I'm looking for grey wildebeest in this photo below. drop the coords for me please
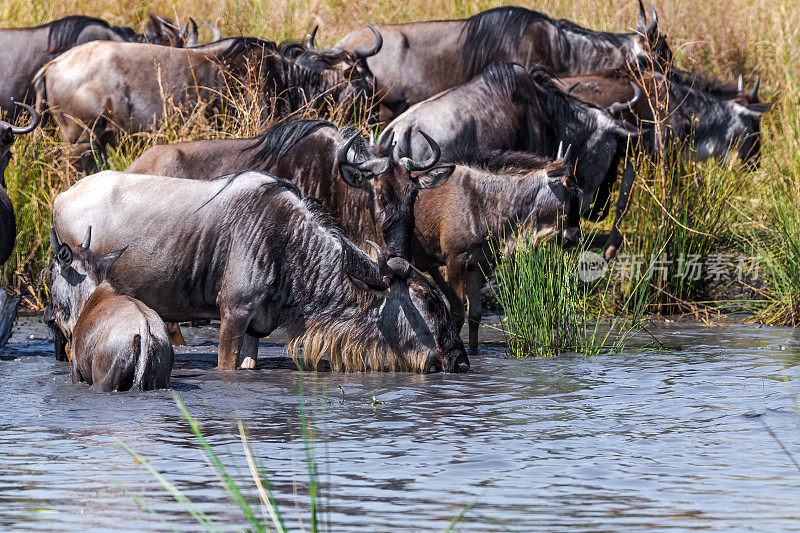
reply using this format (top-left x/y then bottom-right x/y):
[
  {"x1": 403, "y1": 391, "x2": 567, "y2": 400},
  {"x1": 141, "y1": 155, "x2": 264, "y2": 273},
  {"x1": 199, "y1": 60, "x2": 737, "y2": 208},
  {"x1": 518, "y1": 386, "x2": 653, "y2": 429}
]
[
  {"x1": 410, "y1": 151, "x2": 582, "y2": 353},
  {"x1": 47, "y1": 228, "x2": 174, "y2": 392},
  {"x1": 336, "y1": 1, "x2": 671, "y2": 120},
  {"x1": 126, "y1": 119, "x2": 452, "y2": 259},
  {"x1": 52, "y1": 171, "x2": 469, "y2": 373},
  {"x1": 0, "y1": 14, "x2": 203, "y2": 118},
  {"x1": 0, "y1": 102, "x2": 40, "y2": 346},
  {"x1": 559, "y1": 69, "x2": 772, "y2": 167},
  {"x1": 35, "y1": 29, "x2": 381, "y2": 171},
  {"x1": 379, "y1": 61, "x2": 640, "y2": 258}
]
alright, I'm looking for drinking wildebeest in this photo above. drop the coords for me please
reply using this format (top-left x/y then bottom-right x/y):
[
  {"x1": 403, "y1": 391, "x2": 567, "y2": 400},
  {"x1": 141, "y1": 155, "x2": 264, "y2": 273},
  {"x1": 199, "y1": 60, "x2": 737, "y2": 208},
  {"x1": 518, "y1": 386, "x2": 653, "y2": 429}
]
[
  {"x1": 559, "y1": 69, "x2": 772, "y2": 166},
  {"x1": 0, "y1": 102, "x2": 40, "y2": 346},
  {"x1": 336, "y1": 1, "x2": 671, "y2": 120},
  {"x1": 410, "y1": 150, "x2": 582, "y2": 353},
  {"x1": 127, "y1": 119, "x2": 452, "y2": 347},
  {"x1": 126, "y1": 119, "x2": 452, "y2": 259},
  {"x1": 379, "y1": 61, "x2": 640, "y2": 258},
  {"x1": 52, "y1": 171, "x2": 469, "y2": 373},
  {"x1": 0, "y1": 14, "x2": 205, "y2": 118},
  {"x1": 34, "y1": 29, "x2": 381, "y2": 171},
  {"x1": 47, "y1": 227, "x2": 174, "y2": 392}
]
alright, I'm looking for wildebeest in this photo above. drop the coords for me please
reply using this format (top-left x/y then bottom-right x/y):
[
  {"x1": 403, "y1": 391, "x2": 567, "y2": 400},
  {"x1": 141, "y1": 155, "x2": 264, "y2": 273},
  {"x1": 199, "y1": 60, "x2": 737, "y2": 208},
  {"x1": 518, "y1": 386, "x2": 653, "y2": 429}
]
[
  {"x1": 0, "y1": 14, "x2": 202, "y2": 118},
  {"x1": 35, "y1": 30, "x2": 381, "y2": 170},
  {"x1": 47, "y1": 227, "x2": 174, "y2": 392},
  {"x1": 127, "y1": 119, "x2": 452, "y2": 259},
  {"x1": 336, "y1": 2, "x2": 671, "y2": 120},
  {"x1": 410, "y1": 151, "x2": 582, "y2": 353},
  {"x1": 0, "y1": 102, "x2": 40, "y2": 346},
  {"x1": 559, "y1": 69, "x2": 772, "y2": 166},
  {"x1": 52, "y1": 171, "x2": 469, "y2": 373},
  {"x1": 379, "y1": 61, "x2": 639, "y2": 258}
]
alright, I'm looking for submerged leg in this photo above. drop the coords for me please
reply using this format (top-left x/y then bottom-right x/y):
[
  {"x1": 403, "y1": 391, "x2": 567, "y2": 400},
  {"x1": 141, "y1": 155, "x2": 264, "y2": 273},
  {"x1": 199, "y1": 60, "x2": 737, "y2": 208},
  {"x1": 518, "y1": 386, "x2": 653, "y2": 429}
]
[
  {"x1": 238, "y1": 334, "x2": 259, "y2": 369},
  {"x1": 165, "y1": 322, "x2": 186, "y2": 346},
  {"x1": 217, "y1": 307, "x2": 251, "y2": 371},
  {"x1": 464, "y1": 270, "x2": 484, "y2": 355}
]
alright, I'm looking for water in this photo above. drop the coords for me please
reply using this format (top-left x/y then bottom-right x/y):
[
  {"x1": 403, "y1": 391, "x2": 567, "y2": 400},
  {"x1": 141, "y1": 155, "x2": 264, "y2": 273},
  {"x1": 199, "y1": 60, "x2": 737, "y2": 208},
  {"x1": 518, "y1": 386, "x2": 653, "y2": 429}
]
[{"x1": 0, "y1": 314, "x2": 798, "y2": 531}]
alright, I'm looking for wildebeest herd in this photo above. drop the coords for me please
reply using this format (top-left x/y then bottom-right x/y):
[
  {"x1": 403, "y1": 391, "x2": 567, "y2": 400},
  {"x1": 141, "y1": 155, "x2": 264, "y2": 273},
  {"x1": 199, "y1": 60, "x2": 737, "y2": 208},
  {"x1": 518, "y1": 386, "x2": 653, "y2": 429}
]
[{"x1": 0, "y1": 3, "x2": 771, "y2": 391}]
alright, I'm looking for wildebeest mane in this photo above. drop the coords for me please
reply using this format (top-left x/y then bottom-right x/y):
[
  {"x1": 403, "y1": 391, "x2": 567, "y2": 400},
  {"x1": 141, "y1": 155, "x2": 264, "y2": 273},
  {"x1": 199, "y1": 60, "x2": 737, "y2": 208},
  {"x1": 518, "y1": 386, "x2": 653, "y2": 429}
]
[
  {"x1": 216, "y1": 37, "x2": 276, "y2": 63},
  {"x1": 243, "y1": 118, "x2": 337, "y2": 168},
  {"x1": 460, "y1": 7, "x2": 552, "y2": 77},
  {"x1": 479, "y1": 60, "x2": 527, "y2": 98},
  {"x1": 45, "y1": 15, "x2": 113, "y2": 53}
]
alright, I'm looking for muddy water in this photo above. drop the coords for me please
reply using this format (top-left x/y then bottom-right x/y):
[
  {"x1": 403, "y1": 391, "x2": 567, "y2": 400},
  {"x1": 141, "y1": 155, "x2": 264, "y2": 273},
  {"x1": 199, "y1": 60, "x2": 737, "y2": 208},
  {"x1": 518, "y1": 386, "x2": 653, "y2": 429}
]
[{"x1": 0, "y1": 314, "x2": 798, "y2": 531}]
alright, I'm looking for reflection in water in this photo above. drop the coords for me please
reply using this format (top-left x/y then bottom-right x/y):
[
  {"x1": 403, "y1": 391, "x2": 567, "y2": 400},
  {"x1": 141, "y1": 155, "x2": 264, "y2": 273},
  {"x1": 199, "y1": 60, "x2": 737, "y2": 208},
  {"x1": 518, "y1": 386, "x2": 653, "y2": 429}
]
[{"x1": 0, "y1": 315, "x2": 798, "y2": 531}]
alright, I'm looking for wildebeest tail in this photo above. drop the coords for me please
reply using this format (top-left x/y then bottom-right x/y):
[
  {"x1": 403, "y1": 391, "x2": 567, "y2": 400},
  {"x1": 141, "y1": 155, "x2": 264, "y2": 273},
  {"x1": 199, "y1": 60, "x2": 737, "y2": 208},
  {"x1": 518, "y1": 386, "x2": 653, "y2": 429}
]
[
  {"x1": 32, "y1": 64, "x2": 49, "y2": 114},
  {"x1": 132, "y1": 324, "x2": 153, "y2": 391}
]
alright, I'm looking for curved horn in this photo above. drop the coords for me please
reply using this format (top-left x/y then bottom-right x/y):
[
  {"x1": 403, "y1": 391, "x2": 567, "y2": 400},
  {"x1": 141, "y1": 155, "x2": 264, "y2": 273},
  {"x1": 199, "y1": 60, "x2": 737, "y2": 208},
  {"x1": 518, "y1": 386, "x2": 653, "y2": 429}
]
[
  {"x1": 737, "y1": 74, "x2": 744, "y2": 94},
  {"x1": 306, "y1": 25, "x2": 318, "y2": 50},
  {"x1": 636, "y1": 0, "x2": 647, "y2": 30},
  {"x1": 81, "y1": 226, "x2": 92, "y2": 250},
  {"x1": 605, "y1": 81, "x2": 641, "y2": 115},
  {"x1": 365, "y1": 239, "x2": 388, "y2": 273},
  {"x1": 645, "y1": 3, "x2": 658, "y2": 35},
  {"x1": 565, "y1": 81, "x2": 580, "y2": 93},
  {"x1": 556, "y1": 141, "x2": 564, "y2": 160},
  {"x1": 561, "y1": 144, "x2": 572, "y2": 161},
  {"x1": 399, "y1": 131, "x2": 441, "y2": 171},
  {"x1": 750, "y1": 75, "x2": 761, "y2": 102},
  {"x1": 202, "y1": 21, "x2": 222, "y2": 42},
  {"x1": 354, "y1": 24, "x2": 383, "y2": 59},
  {"x1": 50, "y1": 227, "x2": 61, "y2": 255},
  {"x1": 343, "y1": 240, "x2": 389, "y2": 291},
  {"x1": 10, "y1": 101, "x2": 40, "y2": 134},
  {"x1": 337, "y1": 133, "x2": 360, "y2": 166}
]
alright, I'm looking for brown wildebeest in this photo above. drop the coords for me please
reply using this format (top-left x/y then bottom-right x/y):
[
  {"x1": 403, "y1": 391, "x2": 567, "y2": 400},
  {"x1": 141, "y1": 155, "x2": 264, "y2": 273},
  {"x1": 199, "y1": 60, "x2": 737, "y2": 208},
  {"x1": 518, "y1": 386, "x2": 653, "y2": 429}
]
[
  {"x1": 51, "y1": 171, "x2": 469, "y2": 373},
  {"x1": 378, "y1": 61, "x2": 640, "y2": 259},
  {"x1": 558, "y1": 69, "x2": 771, "y2": 167},
  {"x1": 336, "y1": 1, "x2": 671, "y2": 121},
  {"x1": 0, "y1": 102, "x2": 40, "y2": 346},
  {"x1": 411, "y1": 151, "x2": 582, "y2": 353},
  {"x1": 35, "y1": 29, "x2": 381, "y2": 171},
  {"x1": 0, "y1": 14, "x2": 204, "y2": 118},
  {"x1": 47, "y1": 227, "x2": 174, "y2": 392}
]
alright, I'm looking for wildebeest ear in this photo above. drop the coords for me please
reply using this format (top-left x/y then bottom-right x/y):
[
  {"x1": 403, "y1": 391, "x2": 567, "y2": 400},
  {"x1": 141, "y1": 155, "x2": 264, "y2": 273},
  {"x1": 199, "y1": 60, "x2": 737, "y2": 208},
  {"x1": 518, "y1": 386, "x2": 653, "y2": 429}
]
[
  {"x1": 742, "y1": 102, "x2": 772, "y2": 117},
  {"x1": 339, "y1": 164, "x2": 369, "y2": 189},
  {"x1": 181, "y1": 18, "x2": 199, "y2": 47},
  {"x1": 610, "y1": 119, "x2": 641, "y2": 138},
  {"x1": 414, "y1": 165, "x2": 454, "y2": 190},
  {"x1": 546, "y1": 178, "x2": 566, "y2": 202},
  {"x1": 95, "y1": 247, "x2": 127, "y2": 281}
]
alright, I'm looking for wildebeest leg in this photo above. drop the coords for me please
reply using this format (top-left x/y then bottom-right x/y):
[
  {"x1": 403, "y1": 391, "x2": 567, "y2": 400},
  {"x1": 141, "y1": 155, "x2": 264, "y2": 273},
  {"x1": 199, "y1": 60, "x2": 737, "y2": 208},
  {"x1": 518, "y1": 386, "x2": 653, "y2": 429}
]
[
  {"x1": 166, "y1": 322, "x2": 186, "y2": 346},
  {"x1": 217, "y1": 307, "x2": 252, "y2": 371},
  {"x1": 586, "y1": 180, "x2": 613, "y2": 222},
  {"x1": 53, "y1": 326, "x2": 69, "y2": 361},
  {"x1": 603, "y1": 163, "x2": 636, "y2": 260},
  {"x1": 238, "y1": 334, "x2": 259, "y2": 369},
  {"x1": 464, "y1": 269, "x2": 483, "y2": 355},
  {"x1": 0, "y1": 290, "x2": 19, "y2": 347},
  {"x1": 444, "y1": 262, "x2": 466, "y2": 331}
]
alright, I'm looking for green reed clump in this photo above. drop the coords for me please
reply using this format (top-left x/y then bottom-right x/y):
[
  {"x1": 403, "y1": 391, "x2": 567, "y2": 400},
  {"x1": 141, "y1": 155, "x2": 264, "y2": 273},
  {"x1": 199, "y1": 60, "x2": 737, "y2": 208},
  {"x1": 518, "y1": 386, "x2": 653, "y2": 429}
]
[
  {"x1": 606, "y1": 149, "x2": 747, "y2": 315},
  {"x1": 491, "y1": 233, "x2": 651, "y2": 358}
]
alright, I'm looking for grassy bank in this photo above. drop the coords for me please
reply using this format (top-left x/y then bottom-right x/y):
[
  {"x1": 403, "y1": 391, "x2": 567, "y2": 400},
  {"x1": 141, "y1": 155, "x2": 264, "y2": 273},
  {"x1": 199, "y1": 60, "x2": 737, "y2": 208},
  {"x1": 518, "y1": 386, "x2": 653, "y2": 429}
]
[{"x1": 1, "y1": 0, "x2": 798, "y2": 326}]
